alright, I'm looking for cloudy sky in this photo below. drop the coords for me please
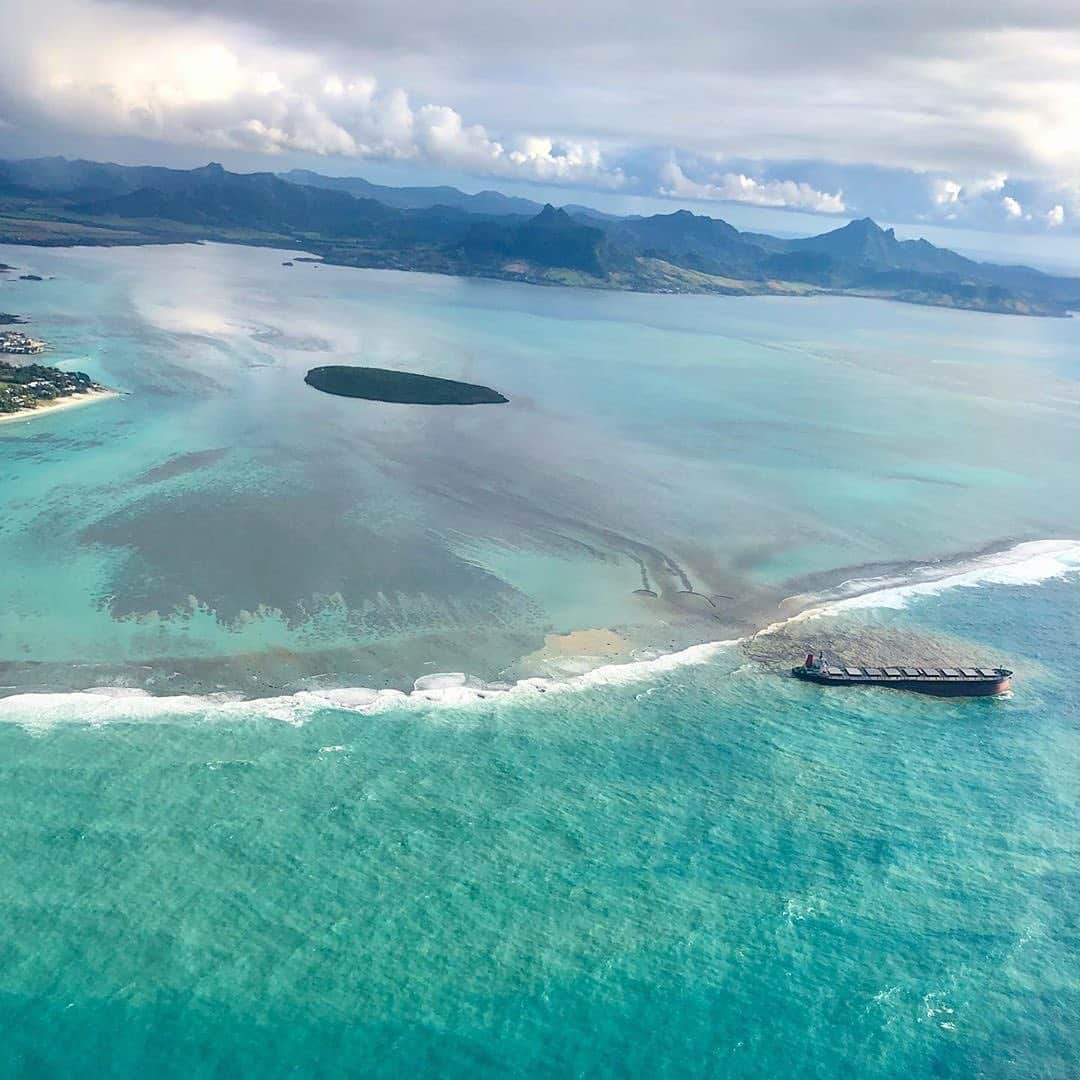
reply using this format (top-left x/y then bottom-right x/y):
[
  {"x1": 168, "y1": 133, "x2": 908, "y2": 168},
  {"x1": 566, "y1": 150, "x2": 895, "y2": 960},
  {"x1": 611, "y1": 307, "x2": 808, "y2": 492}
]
[{"x1": 3, "y1": 0, "x2": 1080, "y2": 234}]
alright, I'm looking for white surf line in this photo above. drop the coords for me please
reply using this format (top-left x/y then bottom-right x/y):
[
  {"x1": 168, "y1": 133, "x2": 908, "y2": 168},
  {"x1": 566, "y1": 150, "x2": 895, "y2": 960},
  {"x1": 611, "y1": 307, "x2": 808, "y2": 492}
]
[
  {"x1": 0, "y1": 639, "x2": 742, "y2": 730},
  {"x1": 2, "y1": 539, "x2": 1079, "y2": 729},
  {"x1": 766, "y1": 538, "x2": 1080, "y2": 628}
]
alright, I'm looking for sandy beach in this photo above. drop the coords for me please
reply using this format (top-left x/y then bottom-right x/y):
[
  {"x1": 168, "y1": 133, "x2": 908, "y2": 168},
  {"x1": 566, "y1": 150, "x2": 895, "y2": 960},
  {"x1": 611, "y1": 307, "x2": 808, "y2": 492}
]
[
  {"x1": 512, "y1": 627, "x2": 638, "y2": 679},
  {"x1": 0, "y1": 389, "x2": 121, "y2": 426},
  {"x1": 541, "y1": 628, "x2": 630, "y2": 656}
]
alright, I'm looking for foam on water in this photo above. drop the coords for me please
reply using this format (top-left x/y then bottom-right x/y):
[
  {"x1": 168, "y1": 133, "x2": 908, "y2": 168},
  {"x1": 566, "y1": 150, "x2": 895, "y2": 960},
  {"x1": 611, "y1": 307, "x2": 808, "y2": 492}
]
[
  {"x1": 0, "y1": 640, "x2": 736, "y2": 731},
  {"x1": 784, "y1": 539, "x2": 1080, "y2": 620},
  {"x1": 3, "y1": 538, "x2": 1078, "y2": 731}
]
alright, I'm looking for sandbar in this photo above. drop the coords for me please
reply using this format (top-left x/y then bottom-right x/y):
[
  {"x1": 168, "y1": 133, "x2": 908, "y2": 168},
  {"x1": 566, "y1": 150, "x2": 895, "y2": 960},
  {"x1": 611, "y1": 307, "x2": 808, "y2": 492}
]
[{"x1": 539, "y1": 628, "x2": 630, "y2": 656}]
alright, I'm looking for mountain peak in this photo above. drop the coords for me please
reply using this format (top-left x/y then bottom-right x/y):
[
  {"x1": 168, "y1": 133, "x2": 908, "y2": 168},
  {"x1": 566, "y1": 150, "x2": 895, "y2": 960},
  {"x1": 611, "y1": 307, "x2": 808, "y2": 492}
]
[
  {"x1": 532, "y1": 204, "x2": 573, "y2": 226},
  {"x1": 845, "y1": 217, "x2": 883, "y2": 233},
  {"x1": 849, "y1": 217, "x2": 896, "y2": 240},
  {"x1": 536, "y1": 203, "x2": 562, "y2": 218}
]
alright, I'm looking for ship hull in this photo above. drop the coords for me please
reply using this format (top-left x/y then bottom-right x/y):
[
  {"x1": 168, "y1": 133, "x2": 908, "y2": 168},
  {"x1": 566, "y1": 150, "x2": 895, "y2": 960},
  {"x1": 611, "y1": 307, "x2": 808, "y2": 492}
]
[{"x1": 792, "y1": 669, "x2": 1011, "y2": 697}]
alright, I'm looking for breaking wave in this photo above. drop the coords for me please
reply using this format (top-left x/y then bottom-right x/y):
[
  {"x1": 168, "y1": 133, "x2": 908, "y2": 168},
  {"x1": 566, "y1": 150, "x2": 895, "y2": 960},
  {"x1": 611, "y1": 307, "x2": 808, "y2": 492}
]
[
  {"x1": 0, "y1": 642, "x2": 736, "y2": 731},
  {"x1": 2, "y1": 538, "x2": 1078, "y2": 731},
  {"x1": 774, "y1": 538, "x2": 1080, "y2": 624}
]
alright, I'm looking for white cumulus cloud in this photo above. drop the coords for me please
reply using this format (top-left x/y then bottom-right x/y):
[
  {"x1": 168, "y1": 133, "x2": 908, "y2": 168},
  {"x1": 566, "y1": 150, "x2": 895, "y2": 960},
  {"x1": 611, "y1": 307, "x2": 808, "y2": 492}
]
[
  {"x1": 1002, "y1": 195, "x2": 1024, "y2": 218},
  {"x1": 5, "y1": 0, "x2": 1080, "y2": 230},
  {"x1": 931, "y1": 173, "x2": 1006, "y2": 206},
  {"x1": 413, "y1": 108, "x2": 624, "y2": 186},
  {"x1": 1046, "y1": 204, "x2": 1065, "y2": 226},
  {"x1": 659, "y1": 161, "x2": 845, "y2": 213},
  {"x1": 964, "y1": 173, "x2": 1008, "y2": 197},
  {"x1": 931, "y1": 178, "x2": 962, "y2": 205},
  {"x1": 0, "y1": 0, "x2": 623, "y2": 188}
]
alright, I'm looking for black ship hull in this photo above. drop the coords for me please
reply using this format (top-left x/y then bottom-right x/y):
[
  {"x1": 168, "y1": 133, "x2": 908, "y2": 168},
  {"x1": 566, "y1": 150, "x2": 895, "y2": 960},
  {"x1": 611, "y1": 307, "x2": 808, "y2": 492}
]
[{"x1": 792, "y1": 662, "x2": 1011, "y2": 697}]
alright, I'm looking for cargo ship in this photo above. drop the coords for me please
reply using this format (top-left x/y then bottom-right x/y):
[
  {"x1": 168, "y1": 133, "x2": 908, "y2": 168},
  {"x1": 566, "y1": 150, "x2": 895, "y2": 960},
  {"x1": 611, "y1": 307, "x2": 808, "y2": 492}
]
[{"x1": 792, "y1": 653, "x2": 1012, "y2": 697}]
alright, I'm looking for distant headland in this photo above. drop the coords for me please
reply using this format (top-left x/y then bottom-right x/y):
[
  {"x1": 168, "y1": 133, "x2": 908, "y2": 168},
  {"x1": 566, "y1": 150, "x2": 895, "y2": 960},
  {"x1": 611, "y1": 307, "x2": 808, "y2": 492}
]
[
  {"x1": 1, "y1": 156, "x2": 1078, "y2": 317},
  {"x1": 0, "y1": 358, "x2": 116, "y2": 422},
  {"x1": 305, "y1": 365, "x2": 508, "y2": 406}
]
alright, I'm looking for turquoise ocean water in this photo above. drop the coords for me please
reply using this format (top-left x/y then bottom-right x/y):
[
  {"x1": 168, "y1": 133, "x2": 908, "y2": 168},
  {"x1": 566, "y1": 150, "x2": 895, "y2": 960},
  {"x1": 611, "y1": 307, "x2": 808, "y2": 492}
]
[{"x1": 1, "y1": 243, "x2": 1078, "y2": 1075}]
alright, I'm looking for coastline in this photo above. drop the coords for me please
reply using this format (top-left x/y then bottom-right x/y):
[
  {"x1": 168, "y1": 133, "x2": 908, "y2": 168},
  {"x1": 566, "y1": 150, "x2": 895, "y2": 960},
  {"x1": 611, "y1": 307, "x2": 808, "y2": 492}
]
[
  {"x1": 1, "y1": 242, "x2": 1078, "y2": 707},
  {"x1": 0, "y1": 388, "x2": 121, "y2": 426},
  {"x1": 2, "y1": 536, "x2": 1077, "y2": 719},
  {"x1": 0, "y1": 233, "x2": 1069, "y2": 318}
]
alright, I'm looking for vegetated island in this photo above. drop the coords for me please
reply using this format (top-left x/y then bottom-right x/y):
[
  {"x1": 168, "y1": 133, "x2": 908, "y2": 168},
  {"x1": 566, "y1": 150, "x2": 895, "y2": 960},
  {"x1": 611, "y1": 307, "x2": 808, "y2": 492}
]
[
  {"x1": 0, "y1": 358, "x2": 116, "y2": 421},
  {"x1": 305, "y1": 365, "x2": 508, "y2": 405},
  {"x1": 2, "y1": 156, "x2": 1080, "y2": 317}
]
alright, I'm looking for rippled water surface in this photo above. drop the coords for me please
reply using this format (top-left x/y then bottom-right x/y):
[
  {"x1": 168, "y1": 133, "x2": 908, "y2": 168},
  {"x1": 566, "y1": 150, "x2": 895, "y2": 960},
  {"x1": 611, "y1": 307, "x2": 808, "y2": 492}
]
[{"x1": 1, "y1": 573, "x2": 1078, "y2": 1077}]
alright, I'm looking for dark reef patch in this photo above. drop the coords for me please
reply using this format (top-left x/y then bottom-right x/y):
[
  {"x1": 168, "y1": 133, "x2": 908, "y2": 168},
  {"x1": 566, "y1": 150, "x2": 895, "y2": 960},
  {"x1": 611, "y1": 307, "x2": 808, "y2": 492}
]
[
  {"x1": 79, "y1": 488, "x2": 535, "y2": 634},
  {"x1": 305, "y1": 365, "x2": 508, "y2": 406},
  {"x1": 133, "y1": 447, "x2": 231, "y2": 486}
]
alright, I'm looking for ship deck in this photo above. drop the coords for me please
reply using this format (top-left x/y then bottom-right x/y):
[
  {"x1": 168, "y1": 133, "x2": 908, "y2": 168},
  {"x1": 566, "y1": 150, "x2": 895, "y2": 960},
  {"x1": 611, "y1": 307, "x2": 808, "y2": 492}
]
[
  {"x1": 792, "y1": 662, "x2": 1012, "y2": 697},
  {"x1": 808, "y1": 665, "x2": 1007, "y2": 682}
]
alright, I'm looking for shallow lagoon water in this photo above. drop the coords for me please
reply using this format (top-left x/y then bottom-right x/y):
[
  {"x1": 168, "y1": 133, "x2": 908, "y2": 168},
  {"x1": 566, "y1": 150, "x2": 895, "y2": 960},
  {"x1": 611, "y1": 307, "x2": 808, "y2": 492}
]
[
  {"x1": 0, "y1": 244, "x2": 1078, "y2": 1075},
  {"x1": 1, "y1": 241, "x2": 1079, "y2": 693}
]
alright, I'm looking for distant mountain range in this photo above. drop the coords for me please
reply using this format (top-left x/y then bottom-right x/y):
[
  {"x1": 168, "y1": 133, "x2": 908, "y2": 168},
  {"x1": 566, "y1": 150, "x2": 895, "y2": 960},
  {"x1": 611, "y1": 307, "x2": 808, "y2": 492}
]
[
  {"x1": 279, "y1": 169, "x2": 617, "y2": 221},
  {"x1": 1, "y1": 156, "x2": 1077, "y2": 317},
  {"x1": 279, "y1": 168, "x2": 545, "y2": 216}
]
